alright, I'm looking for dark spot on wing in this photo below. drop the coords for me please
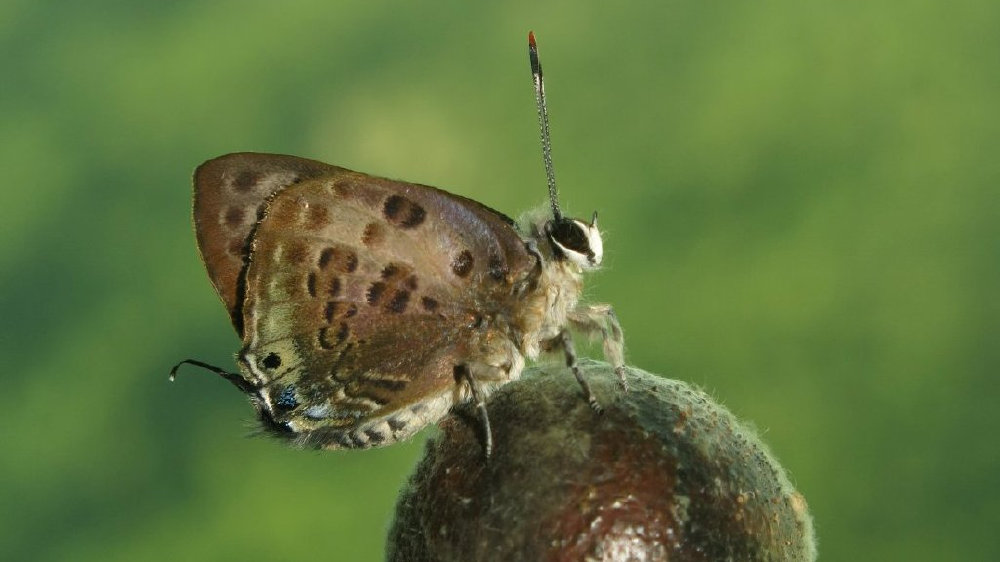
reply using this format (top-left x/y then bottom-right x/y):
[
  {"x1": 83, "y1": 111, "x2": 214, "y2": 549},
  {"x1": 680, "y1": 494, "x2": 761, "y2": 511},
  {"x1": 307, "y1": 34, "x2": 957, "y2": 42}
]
[
  {"x1": 362, "y1": 222, "x2": 384, "y2": 246},
  {"x1": 323, "y1": 301, "x2": 357, "y2": 323},
  {"x1": 262, "y1": 353, "x2": 282, "y2": 370},
  {"x1": 387, "y1": 417, "x2": 407, "y2": 431},
  {"x1": 328, "y1": 277, "x2": 341, "y2": 297},
  {"x1": 359, "y1": 391, "x2": 390, "y2": 407},
  {"x1": 383, "y1": 195, "x2": 403, "y2": 220},
  {"x1": 421, "y1": 296, "x2": 439, "y2": 312},
  {"x1": 305, "y1": 204, "x2": 330, "y2": 230},
  {"x1": 306, "y1": 272, "x2": 317, "y2": 297},
  {"x1": 451, "y1": 250, "x2": 474, "y2": 278},
  {"x1": 223, "y1": 206, "x2": 244, "y2": 228},
  {"x1": 318, "y1": 248, "x2": 334, "y2": 268},
  {"x1": 386, "y1": 290, "x2": 409, "y2": 314},
  {"x1": 233, "y1": 170, "x2": 259, "y2": 192},
  {"x1": 318, "y1": 327, "x2": 334, "y2": 349},
  {"x1": 332, "y1": 179, "x2": 353, "y2": 198},
  {"x1": 383, "y1": 195, "x2": 426, "y2": 229},
  {"x1": 343, "y1": 252, "x2": 358, "y2": 272},
  {"x1": 318, "y1": 246, "x2": 358, "y2": 272},
  {"x1": 365, "y1": 429, "x2": 386, "y2": 444},
  {"x1": 381, "y1": 263, "x2": 417, "y2": 287},
  {"x1": 318, "y1": 324, "x2": 348, "y2": 349},
  {"x1": 367, "y1": 282, "x2": 386, "y2": 305}
]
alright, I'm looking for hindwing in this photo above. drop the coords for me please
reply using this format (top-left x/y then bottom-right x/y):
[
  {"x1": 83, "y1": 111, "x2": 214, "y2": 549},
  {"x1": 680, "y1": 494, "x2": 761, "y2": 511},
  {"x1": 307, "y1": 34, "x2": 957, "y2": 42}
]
[{"x1": 193, "y1": 153, "x2": 344, "y2": 334}]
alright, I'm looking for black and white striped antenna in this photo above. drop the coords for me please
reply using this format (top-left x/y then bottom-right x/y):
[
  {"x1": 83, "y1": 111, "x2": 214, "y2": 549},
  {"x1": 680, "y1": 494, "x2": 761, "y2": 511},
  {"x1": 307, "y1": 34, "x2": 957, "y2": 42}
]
[{"x1": 528, "y1": 31, "x2": 562, "y2": 221}]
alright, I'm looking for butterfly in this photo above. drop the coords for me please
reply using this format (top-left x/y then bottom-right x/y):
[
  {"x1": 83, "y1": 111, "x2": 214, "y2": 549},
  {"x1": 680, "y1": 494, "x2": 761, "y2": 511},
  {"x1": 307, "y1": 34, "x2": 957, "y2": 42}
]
[{"x1": 171, "y1": 32, "x2": 627, "y2": 456}]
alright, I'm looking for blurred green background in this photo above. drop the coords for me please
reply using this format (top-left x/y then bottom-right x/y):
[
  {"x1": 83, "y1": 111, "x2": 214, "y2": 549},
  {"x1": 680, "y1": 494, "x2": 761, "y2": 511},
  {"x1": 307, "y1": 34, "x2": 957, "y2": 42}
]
[{"x1": 2, "y1": 1, "x2": 997, "y2": 560}]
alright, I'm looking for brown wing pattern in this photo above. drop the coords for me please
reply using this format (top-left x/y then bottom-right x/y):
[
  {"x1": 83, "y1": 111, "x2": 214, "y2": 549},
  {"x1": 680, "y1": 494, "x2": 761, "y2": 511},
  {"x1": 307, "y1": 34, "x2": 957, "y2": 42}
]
[
  {"x1": 233, "y1": 155, "x2": 536, "y2": 433},
  {"x1": 193, "y1": 153, "x2": 345, "y2": 335}
]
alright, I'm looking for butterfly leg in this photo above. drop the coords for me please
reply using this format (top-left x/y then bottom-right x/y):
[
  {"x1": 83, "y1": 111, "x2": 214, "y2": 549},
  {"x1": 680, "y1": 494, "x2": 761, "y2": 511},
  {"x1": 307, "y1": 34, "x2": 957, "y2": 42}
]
[
  {"x1": 556, "y1": 329, "x2": 604, "y2": 414},
  {"x1": 568, "y1": 304, "x2": 628, "y2": 392},
  {"x1": 455, "y1": 364, "x2": 494, "y2": 459},
  {"x1": 514, "y1": 239, "x2": 546, "y2": 297},
  {"x1": 525, "y1": 239, "x2": 544, "y2": 271}
]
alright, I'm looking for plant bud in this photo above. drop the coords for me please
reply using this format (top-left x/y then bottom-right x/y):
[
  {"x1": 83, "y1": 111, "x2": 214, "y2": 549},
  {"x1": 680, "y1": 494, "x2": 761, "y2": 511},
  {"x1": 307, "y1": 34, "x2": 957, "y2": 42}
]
[{"x1": 388, "y1": 360, "x2": 815, "y2": 561}]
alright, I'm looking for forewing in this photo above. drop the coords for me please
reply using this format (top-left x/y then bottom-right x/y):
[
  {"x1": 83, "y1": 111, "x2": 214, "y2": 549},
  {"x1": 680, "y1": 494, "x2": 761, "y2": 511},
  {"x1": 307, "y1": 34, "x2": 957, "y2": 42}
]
[
  {"x1": 238, "y1": 161, "x2": 535, "y2": 439},
  {"x1": 192, "y1": 152, "x2": 345, "y2": 334}
]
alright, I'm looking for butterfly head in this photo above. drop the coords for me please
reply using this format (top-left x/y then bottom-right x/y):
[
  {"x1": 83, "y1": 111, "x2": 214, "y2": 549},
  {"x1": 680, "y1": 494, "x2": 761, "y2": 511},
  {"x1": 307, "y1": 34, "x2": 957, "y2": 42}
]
[{"x1": 546, "y1": 211, "x2": 603, "y2": 270}]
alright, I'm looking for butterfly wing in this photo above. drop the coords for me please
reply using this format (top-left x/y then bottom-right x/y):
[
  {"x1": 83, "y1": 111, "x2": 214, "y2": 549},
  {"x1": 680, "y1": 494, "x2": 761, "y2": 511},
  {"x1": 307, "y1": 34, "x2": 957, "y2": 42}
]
[
  {"x1": 193, "y1": 153, "x2": 346, "y2": 334},
  {"x1": 224, "y1": 154, "x2": 535, "y2": 447}
]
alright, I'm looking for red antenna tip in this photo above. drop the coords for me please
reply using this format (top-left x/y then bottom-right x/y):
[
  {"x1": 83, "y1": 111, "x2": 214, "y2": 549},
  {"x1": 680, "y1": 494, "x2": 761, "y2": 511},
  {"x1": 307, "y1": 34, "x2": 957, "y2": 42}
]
[{"x1": 528, "y1": 31, "x2": 536, "y2": 47}]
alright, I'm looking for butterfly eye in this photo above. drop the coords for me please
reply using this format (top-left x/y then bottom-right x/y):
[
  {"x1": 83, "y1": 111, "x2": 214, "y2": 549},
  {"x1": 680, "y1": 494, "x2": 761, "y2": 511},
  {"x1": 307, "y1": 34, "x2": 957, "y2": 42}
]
[{"x1": 546, "y1": 218, "x2": 603, "y2": 269}]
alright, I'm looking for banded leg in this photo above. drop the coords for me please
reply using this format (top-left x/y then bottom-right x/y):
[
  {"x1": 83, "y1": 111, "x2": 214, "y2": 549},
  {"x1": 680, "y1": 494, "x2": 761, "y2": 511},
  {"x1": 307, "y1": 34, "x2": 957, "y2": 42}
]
[
  {"x1": 455, "y1": 364, "x2": 494, "y2": 459},
  {"x1": 568, "y1": 304, "x2": 628, "y2": 392},
  {"x1": 524, "y1": 238, "x2": 544, "y2": 268},
  {"x1": 557, "y1": 329, "x2": 603, "y2": 413},
  {"x1": 514, "y1": 239, "x2": 545, "y2": 297}
]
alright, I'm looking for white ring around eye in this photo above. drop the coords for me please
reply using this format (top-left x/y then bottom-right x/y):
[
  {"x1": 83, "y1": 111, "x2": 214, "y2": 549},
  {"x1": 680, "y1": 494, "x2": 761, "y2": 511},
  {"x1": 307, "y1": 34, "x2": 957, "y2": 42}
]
[{"x1": 571, "y1": 219, "x2": 603, "y2": 268}]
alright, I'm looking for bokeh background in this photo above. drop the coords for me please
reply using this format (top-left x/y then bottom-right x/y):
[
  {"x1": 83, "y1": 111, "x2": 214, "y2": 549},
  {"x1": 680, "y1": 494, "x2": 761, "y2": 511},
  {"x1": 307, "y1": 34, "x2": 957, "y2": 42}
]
[{"x1": 3, "y1": 1, "x2": 997, "y2": 560}]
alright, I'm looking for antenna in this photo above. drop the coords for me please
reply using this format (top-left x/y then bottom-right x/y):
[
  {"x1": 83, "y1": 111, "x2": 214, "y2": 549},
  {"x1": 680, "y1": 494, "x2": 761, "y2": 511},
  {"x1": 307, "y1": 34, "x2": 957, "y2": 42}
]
[
  {"x1": 528, "y1": 31, "x2": 562, "y2": 221},
  {"x1": 169, "y1": 359, "x2": 258, "y2": 395}
]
